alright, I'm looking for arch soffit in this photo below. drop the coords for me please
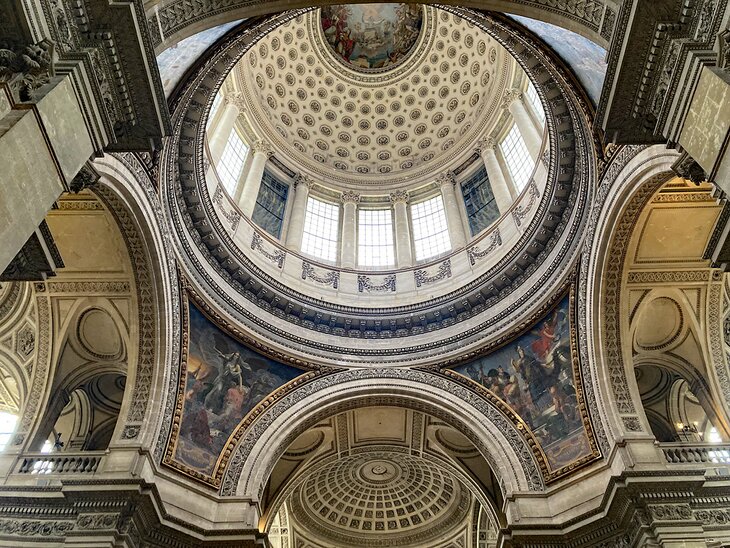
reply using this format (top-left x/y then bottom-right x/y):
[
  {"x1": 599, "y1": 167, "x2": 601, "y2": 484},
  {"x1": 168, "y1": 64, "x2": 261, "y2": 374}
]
[
  {"x1": 228, "y1": 369, "x2": 544, "y2": 502},
  {"x1": 582, "y1": 144, "x2": 681, "y2": 440},
  {"x1": 148, "y1": 0, "x2": 616, "y2": 56},
  {"x1": 91, "y1": 153, "x2": 181, "y2": 449}
]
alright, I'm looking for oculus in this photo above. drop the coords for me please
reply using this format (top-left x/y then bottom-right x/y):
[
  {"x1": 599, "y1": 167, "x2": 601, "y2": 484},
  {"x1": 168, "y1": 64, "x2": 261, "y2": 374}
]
[{"x1": 320, "y1": 3, "x2": 424, "y2": 72}]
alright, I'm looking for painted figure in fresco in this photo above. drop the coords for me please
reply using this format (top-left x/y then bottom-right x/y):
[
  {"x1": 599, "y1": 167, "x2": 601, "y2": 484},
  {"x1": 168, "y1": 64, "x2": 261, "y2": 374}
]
[
  {"x1": 203, "y1": 349, "x2": 250, "y2": 414},
  {"x1": 321, "y1": 4, "x2": 422, "y2": 69}
]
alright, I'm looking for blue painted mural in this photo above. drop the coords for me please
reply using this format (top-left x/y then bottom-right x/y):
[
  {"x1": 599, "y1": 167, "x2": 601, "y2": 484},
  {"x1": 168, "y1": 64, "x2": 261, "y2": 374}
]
[
  {"x1": 509, "y1": 15, "x2": 607, "y2": 106},
  {"x1": 156, "y1": 20, "x2": 243, "y2": 96}
]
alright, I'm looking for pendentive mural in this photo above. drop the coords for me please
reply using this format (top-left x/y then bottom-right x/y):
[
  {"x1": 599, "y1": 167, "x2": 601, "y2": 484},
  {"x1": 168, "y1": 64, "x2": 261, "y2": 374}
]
[
  {"x1": 452, "y1": 292, "x2": 598, "y2": 476},
  {"x1": 320, "y1": 3, "x2": 423, "y2": 71},
  {"x1": 164, "y1": 296, "x2": 308, "y2": 484}
]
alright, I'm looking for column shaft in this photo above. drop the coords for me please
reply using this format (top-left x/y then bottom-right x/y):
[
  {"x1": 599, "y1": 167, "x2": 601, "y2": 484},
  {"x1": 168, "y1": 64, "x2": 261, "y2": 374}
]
[
  {"x1": 390, "y1": 191, "x2": 413, "y2": 267},
  {"x1": 479, "y1": 141, "x2": 515, "y2": 214},
  {"x1": 507, "y1": 93, "x2": 542, "y2": 161},
  {"x1": 239, "y1": 142, "x2": 273, "y2": 218},
  {"x1": 438, "y1": 174, "x2": 467, "y2": 249},
  {"x1": 340, "y1": 191, "x2": 359, "y2": 269},
  {"x1": 285, "y1": 175, "x2": 311, "y2": 251}
]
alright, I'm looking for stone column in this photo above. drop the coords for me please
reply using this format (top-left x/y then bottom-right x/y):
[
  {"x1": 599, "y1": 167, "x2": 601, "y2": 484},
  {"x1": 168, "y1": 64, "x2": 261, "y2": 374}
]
[
  {"x1": 340, "y1": 190, "x2": 360, "y2": 269},
  {"x1": 285, "y1": 174, "x2": 313, "y2": 251},
  {"x1": 504, "y1": 89, "x2": 542, "y2": 161},
  {"x1": 476, "y1": 137, "x2": 515, "y2": 213},
  {"x1": 239, "y1": 140, "x2": 274, "y2": 218},
  {"x1": 389, "y1": 190, "x2": 413, "y2": 268},
  {"x1": 207, "y1": 96, "x2": 240, "y2": 165},
  {"x1": 437, "y1": 172, "x2": 467, "y2": 249}
]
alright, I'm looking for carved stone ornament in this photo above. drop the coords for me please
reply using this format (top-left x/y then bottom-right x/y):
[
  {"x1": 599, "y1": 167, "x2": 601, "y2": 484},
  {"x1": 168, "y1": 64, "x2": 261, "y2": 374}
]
[
  {"x1": 436, "y1": 171, "x2": 456, "y2": 188},
  {"x1": 501, "y1": 88, "x2": 522, "y2": 109},
  {"x1": 69, "y1": 162, "x2": 100, "y2": 194},
  {"x1": 340, "y1": 190, "x2": 361, "y2": 204},
  {"x1": 294, "y1": 173, "x2": 314, "y2": 189},
  {"x1": 474, "y1": 136, "x2": 497, "y2": 155},
  {"x1": 671, "y1": 151, "x2": 707, "y2": 185},
  {"x1": 0, "y1": 39, "x2": 55, "y2": 102},
  {"x1": 252, "y1": 140, "x2": 274, "y2": 157},
  {"x1": 388, "y1": 189, "x2": 409, "y2": 204}
]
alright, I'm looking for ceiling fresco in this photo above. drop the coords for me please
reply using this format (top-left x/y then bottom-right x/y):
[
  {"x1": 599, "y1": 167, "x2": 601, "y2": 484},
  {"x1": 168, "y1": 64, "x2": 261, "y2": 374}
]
[
  {"x1": 320, "y1": 4, "x2": 424, "y2": 72},
  {"x1": 452, "y1": 292, "x2": 599, "y2": 476},
  {"x1": 509, "y1": 14, "x2": 607, "y2": 106},
  {"x1": 164, "y1": 299, "x2": 307, "y2": 483}
]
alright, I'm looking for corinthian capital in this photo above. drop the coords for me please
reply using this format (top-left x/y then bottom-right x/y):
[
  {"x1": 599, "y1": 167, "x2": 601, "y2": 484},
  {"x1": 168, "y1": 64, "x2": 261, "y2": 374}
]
[
  {"x1": 294, "y1": 173, "x2": 314, "y2": 189},
  {"x1": 340, "y1": 190, "x2": 361, "y2": 204},
  {"x1": 253, "y1": 140, "x2": 274, "y2": 157},
  {"x1": 501, "y1": 88, "x2": 523, "y2": 109},
  {"x1": 224, "y1": 91, "x2": 247, "y2": 111},
  {"x1": 436, "y1": 171, "x2": 456, "y2": 188},
  {"x1": 475, "y1": 136, "x2": 498, "y2": 154},
  {"x1": 389, "y1": 190, "x2": 409, "y2": 204}
]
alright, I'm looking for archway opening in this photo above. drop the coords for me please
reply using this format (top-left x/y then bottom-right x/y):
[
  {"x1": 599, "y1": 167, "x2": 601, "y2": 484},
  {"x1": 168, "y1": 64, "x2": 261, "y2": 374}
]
[{"x1": 261, "y1": 405, "x2": 504, "y2": 548}]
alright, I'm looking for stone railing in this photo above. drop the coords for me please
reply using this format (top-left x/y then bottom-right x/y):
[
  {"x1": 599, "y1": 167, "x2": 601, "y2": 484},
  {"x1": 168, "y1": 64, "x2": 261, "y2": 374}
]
[
  {"x1": 16, "y1": 452, "x2": 105, "y2": 475},
  {"x1": 659, "y1": 443, "x2": 730, "y2": 465}
]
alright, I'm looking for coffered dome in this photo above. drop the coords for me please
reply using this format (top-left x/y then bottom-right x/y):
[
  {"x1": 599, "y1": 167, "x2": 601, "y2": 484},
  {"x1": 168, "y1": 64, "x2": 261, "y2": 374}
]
[
  {"x1": 236, "y1": 7, "x2": 511, "y2": 188},
  {"x1": 290, "y1": 451, "x2": 470, "y2": 546}
]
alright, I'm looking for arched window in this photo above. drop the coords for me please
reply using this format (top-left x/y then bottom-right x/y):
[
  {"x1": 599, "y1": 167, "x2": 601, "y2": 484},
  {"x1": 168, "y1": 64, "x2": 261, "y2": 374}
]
[
  {"x1": 411, "y1": 195, "x2": 450, "y2": 260},
  {"x1": 358, "y1": 208, "x2": 395, "y2": 267},
  {"x1": 301, "y1": 197, "x2": 340, "y2": 262}
]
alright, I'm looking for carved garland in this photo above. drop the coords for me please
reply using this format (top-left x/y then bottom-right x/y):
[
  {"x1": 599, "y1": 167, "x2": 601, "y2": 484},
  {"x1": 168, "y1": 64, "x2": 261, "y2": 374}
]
[
  {"x1": 251, "y1": 232, "x2": 286, "y2": 269},
  {"x1": 301, "y1": 262, "x2": 339, "y2": 289},
  {"x1": 467, "y1": 229, "x2": 502, "y2": 266},
  {"x1": 414, "y1": 259, "x2": 452, "y2": 288},
  {"x1": 358, "y1": 275, "x2": 396, "y2": 293}
]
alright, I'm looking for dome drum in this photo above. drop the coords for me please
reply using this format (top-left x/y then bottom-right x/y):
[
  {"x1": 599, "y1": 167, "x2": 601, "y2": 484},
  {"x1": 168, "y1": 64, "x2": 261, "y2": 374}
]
[{"x1": 164, "y1": 7, "x2": 594, "y2": 367}]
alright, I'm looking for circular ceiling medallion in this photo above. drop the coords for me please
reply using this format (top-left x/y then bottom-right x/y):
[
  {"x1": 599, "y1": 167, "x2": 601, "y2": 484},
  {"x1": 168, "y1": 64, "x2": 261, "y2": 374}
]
[{"x1": 320, "y1": 4, "x2": 424, "y2": 73}]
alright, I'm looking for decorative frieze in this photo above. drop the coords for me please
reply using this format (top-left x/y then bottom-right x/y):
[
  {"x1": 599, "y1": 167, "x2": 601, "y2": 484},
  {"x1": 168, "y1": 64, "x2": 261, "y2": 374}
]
[
  {"x1": 250, "y1": 232, "x2": 286, "y2": 269},
  {"x1": 358, "y1": 275, "x2": 396, "y2": 293},
  {"x1": 467, "y1": 229, "x2": 502, "y2": 266},
  {"x1": 415, "y1": 259, "x2": 451, "y2": 288},
  {"x1": 302, "y1": 262, "x2": 340, "y2": 289}
]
